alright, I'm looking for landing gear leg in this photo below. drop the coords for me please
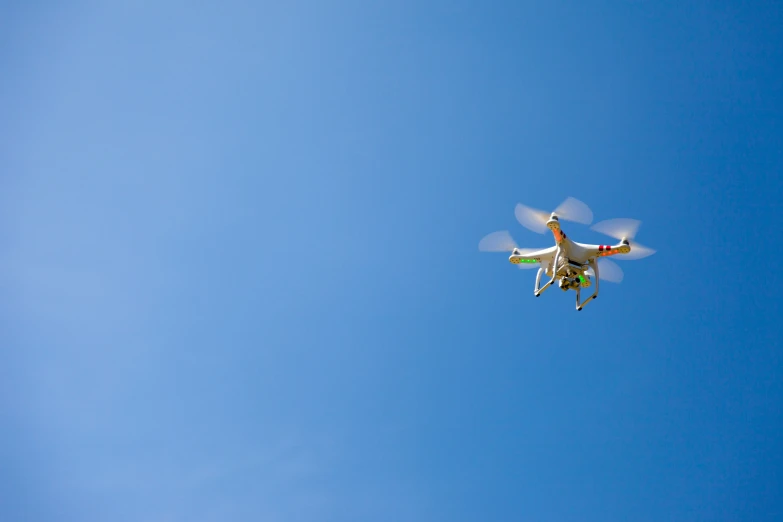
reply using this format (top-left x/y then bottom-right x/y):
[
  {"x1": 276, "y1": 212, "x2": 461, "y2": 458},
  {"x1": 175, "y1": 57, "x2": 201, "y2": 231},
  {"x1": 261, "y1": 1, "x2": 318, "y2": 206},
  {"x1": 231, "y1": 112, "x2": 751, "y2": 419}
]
[
  {"x1": 535, "y1": 248, "x2": 560, "y2": 297},
  {"x1": 534, "y1": 267, "x2": 545, "y2": 296},
  {"x1": 576, "y1": 259, "x2": 600, "y2": 311}
]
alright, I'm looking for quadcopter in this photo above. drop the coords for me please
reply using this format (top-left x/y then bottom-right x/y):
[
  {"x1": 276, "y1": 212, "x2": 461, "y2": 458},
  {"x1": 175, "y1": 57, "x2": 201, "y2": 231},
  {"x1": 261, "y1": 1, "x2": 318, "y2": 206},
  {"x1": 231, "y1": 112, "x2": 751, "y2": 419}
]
[{"x1": 479, "y1": 197, "x2": 656, "y2": 311}]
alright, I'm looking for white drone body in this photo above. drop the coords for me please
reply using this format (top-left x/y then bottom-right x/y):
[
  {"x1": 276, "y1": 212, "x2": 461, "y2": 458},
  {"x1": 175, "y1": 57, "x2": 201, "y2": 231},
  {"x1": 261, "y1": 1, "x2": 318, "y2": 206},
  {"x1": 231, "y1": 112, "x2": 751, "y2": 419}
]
[{"x1": 479, "y1": 197, "x2": 656, "y2": 311}]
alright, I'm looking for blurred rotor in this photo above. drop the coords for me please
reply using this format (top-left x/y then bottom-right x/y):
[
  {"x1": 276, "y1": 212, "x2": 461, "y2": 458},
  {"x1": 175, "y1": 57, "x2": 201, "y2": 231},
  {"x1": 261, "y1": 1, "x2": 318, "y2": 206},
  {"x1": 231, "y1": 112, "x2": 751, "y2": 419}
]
[
  {"x1": 478, "y1": 230, "x2": 518, "y2": 252},
  {"x1": 514, "y1": 197, "x2": 593, "y2": 234},
  {"x1": 591, "y1": 218, "x2": 656, "y2": 260},
  {"x1": 586, "y1": 258, "x2": 624, "y2": 283},
  {"x1": 479, "y1": 231, "x2": 543, "y2": 269}
]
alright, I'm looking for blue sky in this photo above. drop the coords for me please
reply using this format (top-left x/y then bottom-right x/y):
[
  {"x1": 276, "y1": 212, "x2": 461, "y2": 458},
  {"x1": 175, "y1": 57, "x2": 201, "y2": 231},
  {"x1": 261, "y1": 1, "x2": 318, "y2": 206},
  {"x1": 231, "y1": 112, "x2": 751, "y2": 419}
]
[{"x1": 1, "y1": 1, "x2": 781, "y2": 521}]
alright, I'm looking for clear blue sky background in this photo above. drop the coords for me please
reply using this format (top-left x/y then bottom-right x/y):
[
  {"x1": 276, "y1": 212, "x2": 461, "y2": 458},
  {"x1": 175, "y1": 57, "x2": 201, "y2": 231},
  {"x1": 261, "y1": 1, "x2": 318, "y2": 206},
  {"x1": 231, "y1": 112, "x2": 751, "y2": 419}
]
[{"x1": 2, "y1": 1, "x2": 781, "y2": 521}]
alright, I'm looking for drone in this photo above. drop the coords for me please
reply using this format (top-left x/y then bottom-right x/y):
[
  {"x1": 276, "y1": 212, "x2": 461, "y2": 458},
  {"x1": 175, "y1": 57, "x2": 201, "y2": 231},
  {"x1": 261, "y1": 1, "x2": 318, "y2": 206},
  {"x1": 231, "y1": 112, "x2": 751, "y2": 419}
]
[{"x1": 479, "y1": 197, "x2": 656, "y2": 311}]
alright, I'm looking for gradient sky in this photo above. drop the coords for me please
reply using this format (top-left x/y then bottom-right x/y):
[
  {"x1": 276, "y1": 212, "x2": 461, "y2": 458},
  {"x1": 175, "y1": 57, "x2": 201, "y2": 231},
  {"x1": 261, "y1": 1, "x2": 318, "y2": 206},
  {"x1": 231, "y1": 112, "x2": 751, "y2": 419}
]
[{"x1": 2, "y1": 2, "x2": 782, "y2": 521}]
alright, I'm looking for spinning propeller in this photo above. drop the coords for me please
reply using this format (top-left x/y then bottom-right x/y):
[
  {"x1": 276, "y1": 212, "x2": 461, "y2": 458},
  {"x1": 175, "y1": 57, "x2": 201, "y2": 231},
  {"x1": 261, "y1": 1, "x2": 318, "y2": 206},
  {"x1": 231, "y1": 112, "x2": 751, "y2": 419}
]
[
  {"x1": 478, "y1": 231, "x2": 541, "y2": 269},
  {"x1": 514, "y1": 197, "x2": 593, "y2": 234},
  {"x1": 587, "y1": 258, "x2": 624, "y2": 283},
  {"x1": 590, "y1": 218, "x2": 657, "y2": 260}
]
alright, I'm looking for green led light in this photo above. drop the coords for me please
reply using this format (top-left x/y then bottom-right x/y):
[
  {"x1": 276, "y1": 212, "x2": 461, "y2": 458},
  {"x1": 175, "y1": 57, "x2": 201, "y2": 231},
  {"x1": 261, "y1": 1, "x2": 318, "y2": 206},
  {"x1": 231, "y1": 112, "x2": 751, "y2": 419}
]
[{"x1": 578, "y1": 275, "x2": 586, "y2": 282}]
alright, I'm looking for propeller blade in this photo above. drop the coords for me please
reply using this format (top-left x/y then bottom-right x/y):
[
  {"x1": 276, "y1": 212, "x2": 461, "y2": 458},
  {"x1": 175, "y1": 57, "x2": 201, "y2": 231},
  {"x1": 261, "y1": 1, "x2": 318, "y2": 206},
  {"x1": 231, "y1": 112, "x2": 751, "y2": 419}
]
[
  {"x1": 514, "y1": 203, "x2": 550, "y2": 234},
  {"x1": 586, "y1": 260, "x2": 623, "y2": 283},
  {"x1": 591, "y1": 218, "x2": 656, "y2": 260},
  {"x1": 514, "y1": 197, "x2": 593, "y2": 234},
  {"x1": 591, "y1": 218, "x2": 642, "y2": 240},
  {"x1": 478, "y1": 230, "x2": 518, "y2": 252},
  {"x1": 622, "y1": 242, "x2": 656, "y2": 260},
  {"x1": 554, "y1": 197, "x2": 593, "y2": 225},
  {"x1": 595, "y1": 258, "x2": 624, "y2": 283}
]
